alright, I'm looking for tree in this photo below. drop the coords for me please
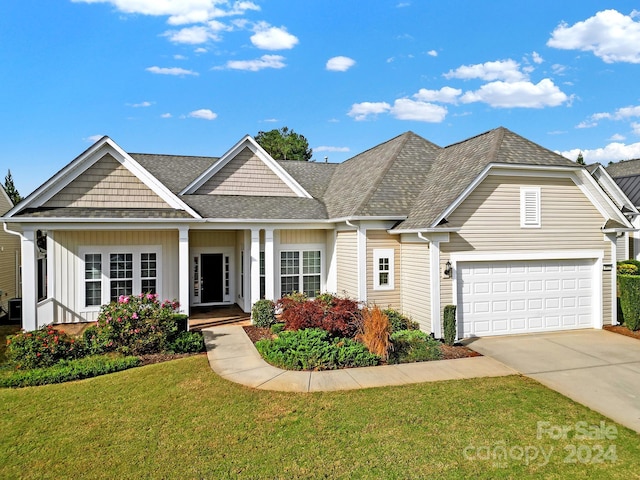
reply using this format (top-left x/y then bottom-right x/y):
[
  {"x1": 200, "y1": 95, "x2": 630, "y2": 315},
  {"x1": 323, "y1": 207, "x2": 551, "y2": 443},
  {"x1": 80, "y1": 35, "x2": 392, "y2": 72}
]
[
  {"x1": 576, "y1": 152, "x2": 585, "y2": 165},
  {"x1": 4, "y1": 169, "x2": 22, "y2": 205},
  {"x1": 255, "y1": 127, "x2": 312, "y2": 161}
]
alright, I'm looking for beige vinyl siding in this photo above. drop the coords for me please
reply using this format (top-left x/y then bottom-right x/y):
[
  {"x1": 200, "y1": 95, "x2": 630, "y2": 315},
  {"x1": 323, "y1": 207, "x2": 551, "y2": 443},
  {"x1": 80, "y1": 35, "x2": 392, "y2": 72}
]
[
  {"x1": 195, "y1": 147, "x2": 295, "y2": 197},
  {"x1": 336, "y1": 230, "x2": 358, "y2": 299},
  {"x1": 45, "y1": 154, "x2": 171, "y2": 209},
  {"x1": 366, "y1": 230, "x2": 400, "y2": 309},
  {"x1": 52, "y1": 230, "x2": 179, "y2": 323},
  {"x1": 190, "y1": 231, "x2": 238, "y2": 248},
  {"x1": 440, "y1": 175, "x2": 613, "y2": 324},
  {"x1": 0, "y1": 193, "x2": 20, "y2": 310},
  {"x1": 400, "y1": 242, "x2": 430, "y2": 331},
  {"x1": 616, "y1": 234, "x2": 629, "y2": 261},
  {"x1": 279, "y1": 229, "x2": 327, "y2": 245}
]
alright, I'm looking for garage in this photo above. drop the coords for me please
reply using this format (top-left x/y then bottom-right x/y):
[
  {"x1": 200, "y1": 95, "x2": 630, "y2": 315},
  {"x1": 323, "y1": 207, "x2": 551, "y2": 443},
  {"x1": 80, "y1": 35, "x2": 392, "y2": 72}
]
[{"x1": 457, "y1": 258, "x2": 596, "y2": 337}]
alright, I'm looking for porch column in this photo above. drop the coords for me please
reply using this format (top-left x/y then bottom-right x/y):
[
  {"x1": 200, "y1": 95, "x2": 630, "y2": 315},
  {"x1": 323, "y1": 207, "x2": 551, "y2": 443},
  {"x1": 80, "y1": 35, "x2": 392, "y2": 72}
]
[
  {"x1": 264, "y1": 228, "x2": 275, "y2": 300},
  {"x1": 178, "y1": 226, "x2": 190, "y2": 321},
  {"x1": 21, "y1": 228, "x2": 37, "y2": 331},
  {"x1": 250, "y1": 229, "x2": 261, "y2": 309}
]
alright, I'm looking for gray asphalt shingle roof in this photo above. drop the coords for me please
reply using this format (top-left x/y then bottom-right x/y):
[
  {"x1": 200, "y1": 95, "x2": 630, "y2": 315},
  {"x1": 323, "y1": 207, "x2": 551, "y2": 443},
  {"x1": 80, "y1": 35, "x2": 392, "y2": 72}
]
[
  {"x1": 131, "y1": 153, "x2": 217, "y2": 194},
  {"x1": 606, "y1": 158, "x2": 640, "y2": 178},
  {"x1": 184, "y1": 195, "x2": 328, "y2": 220}
]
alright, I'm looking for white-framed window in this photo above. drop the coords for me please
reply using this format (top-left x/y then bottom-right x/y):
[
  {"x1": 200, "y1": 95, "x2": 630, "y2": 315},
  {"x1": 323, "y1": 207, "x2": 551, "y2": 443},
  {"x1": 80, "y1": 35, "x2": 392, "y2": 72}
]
[
  {"x1": 373, "y1": 248, "x2": 395, "y2": 290},
  {"x1": 520, "y1": 187, "x2": 541, "y2": 228},
  {"x1": 279, "y1": 247, "x2": 323, "y2": 298},
  {"x1": 259, "y1": 250, "x2": 266, "y2": 299},
  {"x1": 79, "y1": 246, "x2": 161, "y2": 311}
]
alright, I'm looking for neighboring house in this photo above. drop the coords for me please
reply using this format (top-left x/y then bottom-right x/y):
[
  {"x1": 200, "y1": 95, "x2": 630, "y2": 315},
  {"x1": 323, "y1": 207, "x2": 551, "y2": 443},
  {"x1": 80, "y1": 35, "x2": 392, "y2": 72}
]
[
  {"x1": 1, "y1": 127, "x2": 632, "y2": 338},
  {"x1": 603, "y1": 159, "x2": 640, "y2": 260},
  {"x1": 0, "y1": 185, "x2": 20, "y2": 317}
]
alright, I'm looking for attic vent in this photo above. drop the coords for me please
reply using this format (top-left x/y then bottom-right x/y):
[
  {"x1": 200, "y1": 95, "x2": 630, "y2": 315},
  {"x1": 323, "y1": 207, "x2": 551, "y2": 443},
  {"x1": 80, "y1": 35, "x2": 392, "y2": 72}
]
[{"x1": 520, "y1": 187, "x2": 541, "y2": 228}]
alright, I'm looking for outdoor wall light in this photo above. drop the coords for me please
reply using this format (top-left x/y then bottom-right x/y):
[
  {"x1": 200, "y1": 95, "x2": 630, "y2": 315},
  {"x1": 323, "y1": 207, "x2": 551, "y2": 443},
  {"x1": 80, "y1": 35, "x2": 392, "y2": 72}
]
[{"x1": 444, "y1": 260, "x2": 452, "y2": 278}]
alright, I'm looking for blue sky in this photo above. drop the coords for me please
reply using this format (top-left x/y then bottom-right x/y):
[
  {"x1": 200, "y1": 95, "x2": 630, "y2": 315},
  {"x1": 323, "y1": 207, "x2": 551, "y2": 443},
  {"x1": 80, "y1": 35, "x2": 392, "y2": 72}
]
[{"x1": 2, "y1": 1, "x2": 640, "y2": 196}]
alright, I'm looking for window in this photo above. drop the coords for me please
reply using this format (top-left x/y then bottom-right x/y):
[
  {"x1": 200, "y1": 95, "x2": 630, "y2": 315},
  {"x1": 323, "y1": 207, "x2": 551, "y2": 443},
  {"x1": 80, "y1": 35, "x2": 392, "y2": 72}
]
[
  {"x1": 80, "y1": 247, "x2": 161, "y2": 309},
  {"x1": 280, "y1": 249, "x2": 322, "y2": 297},
  {"x1": 259, "y1": 251, "x2": 266, "y2": 299},
  {"x1": 520, "y1": 187, "x2": 541, "y2": 228},
  {"x1": 373, "y1": 249, "x2": 394, "y2": 290}
]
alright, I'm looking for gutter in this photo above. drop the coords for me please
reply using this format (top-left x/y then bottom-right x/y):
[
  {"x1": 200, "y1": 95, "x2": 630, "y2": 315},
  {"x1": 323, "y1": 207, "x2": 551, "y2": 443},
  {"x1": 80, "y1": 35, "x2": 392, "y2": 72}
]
[{"x1": 3, "y1": 222, "x2": 25, "y2": 241}]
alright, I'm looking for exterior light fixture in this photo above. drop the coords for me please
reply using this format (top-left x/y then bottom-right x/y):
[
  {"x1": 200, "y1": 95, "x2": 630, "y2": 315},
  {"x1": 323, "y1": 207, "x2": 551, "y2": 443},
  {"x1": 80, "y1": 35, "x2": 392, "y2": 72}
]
[{"x1": 444, "y1": 260, "x2": 452, "y2": 278}]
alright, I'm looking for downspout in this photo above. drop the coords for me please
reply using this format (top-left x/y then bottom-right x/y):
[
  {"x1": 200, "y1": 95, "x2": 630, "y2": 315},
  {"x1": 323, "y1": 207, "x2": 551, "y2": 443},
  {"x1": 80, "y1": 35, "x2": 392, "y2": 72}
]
[{"x1": 3, "y1": 222, "x2": 25, "y2": 241}]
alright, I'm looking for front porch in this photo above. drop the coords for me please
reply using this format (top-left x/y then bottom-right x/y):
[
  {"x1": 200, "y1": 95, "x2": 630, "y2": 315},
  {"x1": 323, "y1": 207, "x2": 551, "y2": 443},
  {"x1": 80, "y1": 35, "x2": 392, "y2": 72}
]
[{"x1": 189, "y1": 304, "x2": 251, "y2": 331}]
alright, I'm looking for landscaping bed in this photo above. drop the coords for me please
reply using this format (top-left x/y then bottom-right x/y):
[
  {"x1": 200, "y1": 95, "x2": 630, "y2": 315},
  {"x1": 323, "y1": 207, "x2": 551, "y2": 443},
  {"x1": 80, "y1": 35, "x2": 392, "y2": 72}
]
[{"x1": 604, "y1": 324, "x2": 640, "y2": 341}]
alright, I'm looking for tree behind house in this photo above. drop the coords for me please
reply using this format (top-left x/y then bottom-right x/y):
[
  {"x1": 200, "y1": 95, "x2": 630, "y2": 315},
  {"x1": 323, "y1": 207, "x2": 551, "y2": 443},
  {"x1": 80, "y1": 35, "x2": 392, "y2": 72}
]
[
  {"x1": 255, "y1": 127, "x2": 312, "y2": 161},
  {"x1": 4, "y1": 170, "x2": 22, "y2": 205}
]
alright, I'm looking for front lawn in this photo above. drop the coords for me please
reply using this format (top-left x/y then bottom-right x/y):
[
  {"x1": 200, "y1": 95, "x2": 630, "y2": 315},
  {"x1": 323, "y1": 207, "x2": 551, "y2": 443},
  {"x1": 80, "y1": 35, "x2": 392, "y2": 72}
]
[{"x1": 1, "y1": 355, "x2": 639, "y2": 479}]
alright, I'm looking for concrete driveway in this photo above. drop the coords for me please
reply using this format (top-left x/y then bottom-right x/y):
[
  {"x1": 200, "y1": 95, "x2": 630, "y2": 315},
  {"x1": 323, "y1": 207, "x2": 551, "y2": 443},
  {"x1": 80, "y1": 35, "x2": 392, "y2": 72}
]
[{"x1": 465, "y1": 329, "x2": 640, "y2": 433}]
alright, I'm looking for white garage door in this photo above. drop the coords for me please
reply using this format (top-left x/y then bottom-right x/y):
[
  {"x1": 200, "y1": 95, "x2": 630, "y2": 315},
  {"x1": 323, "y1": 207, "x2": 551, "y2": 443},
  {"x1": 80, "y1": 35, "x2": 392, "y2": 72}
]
[{"x1": 458, "y1": 259, "x2": 595, "y2": 337}]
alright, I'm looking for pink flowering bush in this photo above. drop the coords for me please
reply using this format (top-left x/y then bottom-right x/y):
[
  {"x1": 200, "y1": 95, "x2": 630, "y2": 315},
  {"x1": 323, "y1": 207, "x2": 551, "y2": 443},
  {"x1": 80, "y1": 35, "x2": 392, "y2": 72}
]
[
  {"x1": 6, "y1": 325, "x2": 83, "y2": 369},
  {"x1": 85, "y1": 294, "x2": 181, "y2": 355}
]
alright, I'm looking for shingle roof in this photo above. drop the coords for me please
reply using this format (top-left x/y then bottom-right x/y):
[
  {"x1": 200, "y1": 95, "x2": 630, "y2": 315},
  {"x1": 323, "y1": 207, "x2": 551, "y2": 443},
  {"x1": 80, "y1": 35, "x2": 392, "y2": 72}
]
[
  {"x1": 606, "y1": 158, "x2": 640, "y2": 178},
  {"x1": 131, "y1": 153, "x2": 217, "y2": 194},
  {"x1": 16, "y1": 208, "x2": 193, "y2": 219},
  {"x1": 276, "y1": 160, "x2": 338, "y2": 199},
  {"x1": 183, "y1": 195, "x2": 328, "y2": 220},
  {"x1": 396, "y1": 127, "x2": 578, "y2": 230}
]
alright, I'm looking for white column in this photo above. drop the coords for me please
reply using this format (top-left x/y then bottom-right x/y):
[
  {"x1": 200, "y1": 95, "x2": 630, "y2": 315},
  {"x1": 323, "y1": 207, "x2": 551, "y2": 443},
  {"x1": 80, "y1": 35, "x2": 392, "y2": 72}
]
[
  {"x1": 429, "y1": 240, "x2": 442, "y2": 338},
  {"x1": 609, "y1": 233, "x2": 618, "y2": 326},
  {"x1": 178, "y1": 226, "x2": 190, "y2": 322},
  {"x1": 264, "y1": 228, "x2": 275, "y2": 300},
  {"x1": 21, "y1": 228, "x2": 37, "y2": 331},
  {"x1": 357, "y1": 225, "x2": 367, "y2": 302},
  {"x1": 250, "y1": 229, "x2": 261, "y2": 309},
  {"x1": 325, "y1": 229, "x2": 337, "y2": 293}
]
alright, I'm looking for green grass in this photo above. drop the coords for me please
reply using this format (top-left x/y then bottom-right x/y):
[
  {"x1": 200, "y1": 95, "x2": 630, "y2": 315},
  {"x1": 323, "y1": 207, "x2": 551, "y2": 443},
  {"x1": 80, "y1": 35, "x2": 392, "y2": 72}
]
[{"x1": 1, "y1": 355, "x2": 639, "y2": 479}]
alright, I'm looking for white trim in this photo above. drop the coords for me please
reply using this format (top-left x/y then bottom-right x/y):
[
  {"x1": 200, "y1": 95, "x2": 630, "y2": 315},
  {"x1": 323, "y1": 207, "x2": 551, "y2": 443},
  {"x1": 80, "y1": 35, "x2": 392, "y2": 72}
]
[
  {"x1": 180, "y1": 135, "x2": 312, "y2": 198},
  {"x1": 276, "y1": 243, "x2": 325, "y2": 298},
  {"x1": 373, "y1": 248, "x2": 395, "y2": 290},
  {"x1": 429, "y1": 240, "x2": 442, "y2": 338},
  {"x1": 178, "y1": 227, "x2": 190, "y2": 317},
  {"x1": 21, "y1": 229, "x2": 37, "y2": 330},
  {"x1": 77, "y1": 245, "x2": 163, "y2": 313},
  {"x1": 590, "y1": 164, "x2": 639, "y2": 213},
  {"x1": 264, "y1": 228, "x2": 275, "y2": 300},
  {"x1": 357, "y1": 225, "x2": 367, "y2": 302},
  {"x1": 250, "y1": 229, "x2": 261, "y2": 307},
  {"x1": 46, "y1": 232, "x2": 55, "y2": 302},
  {"x1": 190, "y1": 247, "x2": 235, "y2": 306},
  {"x1": 609, "y1": 233, "x2": 618, "y2": 326},
  {"x1": 520, "y1": 186, "x2": 541, "y2": 228}
]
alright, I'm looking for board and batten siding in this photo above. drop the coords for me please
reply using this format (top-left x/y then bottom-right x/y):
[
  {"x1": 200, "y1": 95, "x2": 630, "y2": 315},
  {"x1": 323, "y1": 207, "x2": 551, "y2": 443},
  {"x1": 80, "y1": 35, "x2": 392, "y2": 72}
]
[
  {"x1": 52, "y1": 230, "x2": 179, "y2": 323},
  {"x1": 440, "y1": 175, "x2": 613, "y2": 324},
  {"x1": 400, "y1": 241, "x2": 430, "y2": 331},
  {"x1": 366, "y1": 230, "x2": 401, "y2": 309},
  {"x1": 336, "y1": 230, "x2": 358, "y2": 299},
  {"x1": 45, "y1": 154, "x2": 171, "y2": 209},
  {"x1": 195, "y1": 147, "x2": 295, "y2": 197}
]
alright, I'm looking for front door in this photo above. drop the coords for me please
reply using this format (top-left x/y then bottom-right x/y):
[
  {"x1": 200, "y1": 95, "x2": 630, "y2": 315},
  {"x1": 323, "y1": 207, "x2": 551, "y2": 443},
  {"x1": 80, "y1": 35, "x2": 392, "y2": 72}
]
[{"x1": 201, "y1": 253, "x2": 224, "y2": 303}]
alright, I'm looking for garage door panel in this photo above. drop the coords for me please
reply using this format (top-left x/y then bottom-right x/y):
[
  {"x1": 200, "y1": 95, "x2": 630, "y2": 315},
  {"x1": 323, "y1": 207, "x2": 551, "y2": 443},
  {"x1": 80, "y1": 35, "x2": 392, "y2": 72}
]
[{"x1": 458, "y1": 258, "x2": 594, "y2": 337}]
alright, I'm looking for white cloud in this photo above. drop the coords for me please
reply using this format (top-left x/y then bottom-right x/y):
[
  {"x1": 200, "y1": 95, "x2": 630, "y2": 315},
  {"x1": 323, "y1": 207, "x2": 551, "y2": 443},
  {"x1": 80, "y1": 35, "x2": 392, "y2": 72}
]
[
  {"x1": 146, "y1": 66, "x2": 198, "y2": 76},
  {"x1": 426, "y1": 50, "x2": 438, "y2": 57},
  {"x1": 315, "y1": 146, "x2": 350, "y2": 153},
  {"x1": 532, "y1": 51, "x2": 543, "y2": 64},
  {"x1": 396, "y1": 2, "x2": 411, "y2": 7},
  {"x1": 579, "y1": 105, "x2": 640, "y2": 128},
  {"x1": 460, "y1": 79, "x2": 568, "y2": 108},
  {"x1": 558, "y1": 142, "x2": 640, "y2": 163},
  {"x1": 188, "y1": 109, "x2": 217, "y2": 120},
  {"x1": 413, "y1": 86, "x2": 461, "y2": 104},
  {"x1": 161, "y1": 113, "x2": 172, "y2": 118},
  {"x1": 610, "y1": 133, "x2": 626, "y2": 141},
  {"x1": 250, "y1": 22, "x2": 298, "y2": 50},
  {"x1": 390, "y1": 99, "x2": 447, "y2": 122},
  {"x1": 129, "y1": 101, "x2": 152, "y2": 107},
  {"x1": 632, "y1": 122, "x2": 640, "y2": 136},
  {"x1": 444, "y1": 59, "x2": 526, "y2": 82},
  {"x1": 326, "y1": 56, "x2": 356, "y2": 72},
  {"x1": 194, "y1": 47, "x2": 208, "y2": 53},
  {"x1": 223, "y1": 54, "x2": 286, "y2": 71},
  {"x1": 174, "y1": 54, "x2": 187, "y2": 60},
  {"x1": 551, "y1": 64, "x2": 567, "y2": 75},
  {"x1": 86, "y1": 134, "x2": 104, "y2": 143},
  {"x1": 548, "y1": 9, "x2": 640, "y2": 63},
  {"x1": 164, "y1": 25, "x2": 220, "y2": 44},
  {"x1": 348, "y1": 102, "x2": 391, "y2": 121}
]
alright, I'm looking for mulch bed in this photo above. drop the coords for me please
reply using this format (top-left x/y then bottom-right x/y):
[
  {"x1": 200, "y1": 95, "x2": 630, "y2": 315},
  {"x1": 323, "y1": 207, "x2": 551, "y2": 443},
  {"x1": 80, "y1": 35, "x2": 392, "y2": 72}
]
[
  {"x1": 243, "y1": 326, "x2": 480, "y2": 360},
  {"x1": 604, "y1": 324, "x2": 640, "y2": 341}
]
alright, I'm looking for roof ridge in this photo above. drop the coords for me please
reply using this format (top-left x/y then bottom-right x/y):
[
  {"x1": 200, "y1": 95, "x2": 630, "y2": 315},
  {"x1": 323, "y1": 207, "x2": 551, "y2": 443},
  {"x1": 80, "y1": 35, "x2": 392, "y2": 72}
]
[
  {"x1": 487, "y1": 126, "x2": 506, "y2": 161},
  {"x1": 351, "y1": 132, "x2": 413, "y2": 215},
  {"x1": 130, "y1": 152, "x2": 219, "y2": 160}
]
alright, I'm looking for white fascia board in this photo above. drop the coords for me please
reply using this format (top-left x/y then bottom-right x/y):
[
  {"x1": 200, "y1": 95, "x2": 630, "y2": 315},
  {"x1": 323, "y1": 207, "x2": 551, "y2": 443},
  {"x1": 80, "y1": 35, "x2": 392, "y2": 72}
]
[
  {"x1": 573, "y1": 168, "x2": 633, "y2": 228},
  {"x1": 180, "y1": 135, "x2": 312, "y2": 198},
  {"x1": 450, "y1": 249, "x2": 605, "y2": 262},
  {"x1": 387, "y1": 227, "x2": 460, "y2": 234},
  {"x1": 591, "y1": 165, "x2": 639, "y2": 214},
  {"x1": 330, "y1": 216, "x2": 407, "y2": 223}
]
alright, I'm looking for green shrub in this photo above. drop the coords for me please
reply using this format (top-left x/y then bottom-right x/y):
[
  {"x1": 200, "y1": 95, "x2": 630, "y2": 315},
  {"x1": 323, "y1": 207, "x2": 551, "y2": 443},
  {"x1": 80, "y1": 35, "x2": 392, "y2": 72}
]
[
  {"x1": 618, "y1": 275, "x2": 640, "y2": 331},
  {"x1": 0, "y1": 354, "x2": 140, "y2": 388},
  {"x1": 383, "y1": 309, "x2": 419, "y2": 333},
  {"x1": 6, "y1": 325, "x2": 84, "y2": 369},
  {"x1": 443, "y1": 305, "x2": 457, "y2": 346},
  {"x1": 255, "y1": 328, "x2": 379, "y2": 370},
  {"x1": 168, "y1": 331, "x2": 204, "y2": 354},
  {"x1": 270, "y1": 322, "x2": 285, "y2": 334},
  {"x1": 619, "y1": 259, "x2": 640, "y2": 270},
  {"x1": 252, "y1": 299, "x2": 276, "y2": 328},
  {"x1": 171, "y1": 314, "x2": 189, "y2": 333},
  {"x1": 617, "y1": 263, "x2": 639, "y2": 275},
  {"x1": 389, "y1": 330, "x2": 442, "y2": 364}
]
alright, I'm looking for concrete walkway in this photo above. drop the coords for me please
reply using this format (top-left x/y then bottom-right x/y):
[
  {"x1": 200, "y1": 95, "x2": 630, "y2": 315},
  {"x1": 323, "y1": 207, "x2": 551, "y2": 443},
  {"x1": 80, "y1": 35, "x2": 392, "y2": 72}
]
[
  {"x1": 465, "y1": 330, "x2": 640, "y2": 434},
  {"x1": 202, "y1": 325, "x2": 515, "y2": 392}
]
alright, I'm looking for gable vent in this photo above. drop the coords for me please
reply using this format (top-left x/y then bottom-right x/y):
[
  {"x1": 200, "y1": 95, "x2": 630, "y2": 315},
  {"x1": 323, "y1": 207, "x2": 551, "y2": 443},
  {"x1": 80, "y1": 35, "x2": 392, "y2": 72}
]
[{"x1": 520, "y1": 187, "x2": 541, "y2": 228}]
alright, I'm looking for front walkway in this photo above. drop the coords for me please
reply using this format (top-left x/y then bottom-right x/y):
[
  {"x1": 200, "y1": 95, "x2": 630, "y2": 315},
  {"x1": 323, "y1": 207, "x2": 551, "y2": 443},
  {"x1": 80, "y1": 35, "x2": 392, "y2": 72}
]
[
  {"x1": 465, "y1": 329, "x2": 640, "y2": 434},
  {"x1": 202, "y1": 325, "x2": 516, "y2": 392}
]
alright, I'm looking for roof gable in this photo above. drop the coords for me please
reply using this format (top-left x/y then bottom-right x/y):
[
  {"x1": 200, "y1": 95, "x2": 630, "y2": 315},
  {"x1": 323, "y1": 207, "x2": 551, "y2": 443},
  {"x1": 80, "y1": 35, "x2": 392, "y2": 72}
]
[
  {"x1": 181, "y1": 135, "x2": 312, "y2": 198},
  {"x1": 0, "y1": 185, "x2": 12, "y2": 215}
]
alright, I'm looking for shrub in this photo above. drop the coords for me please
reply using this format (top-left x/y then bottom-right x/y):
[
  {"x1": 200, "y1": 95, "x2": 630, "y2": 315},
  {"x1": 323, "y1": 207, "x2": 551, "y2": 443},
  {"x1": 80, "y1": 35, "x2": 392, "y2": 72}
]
[
  {"x1": 252, "y1": 299, "x2": 276, "y2": 328},
  {"x1": 617, "y1": 263, "x2": 639, "y2": 275},
  {"x1": 168, "y1": 331, "x2": 205, "y2": 354},
  {"x1": 384, "y1": 308, "x2": 419, "y2": 333},
  {"x1": 321, "y1": 297, "x2": 361, "y2": 338},
  {"x1": 443, "y1": 305, "x2": 457, "y2": 346},
  {"x1": 270, "y1": 322, "x2": 285, "y2": 334},
  {"x1": 356, "y1": 306, "x2": 391, "y2": 360},
  {"x1": 389, "y1": 330, "x2": 442, "y2": 364},
  {"x1": 278, "y1": 295, "x2": 362, "y2": 338},
  {"x1": 91, "y1": 294, "x2": 180, "y2": 355},
  {"x1": 618, "y1": 275, "x2": 640, "y2": 331},
  {"x1": 0, "y1": 354, "x2": 140, "y2": 388},
  {"x1": 6, "y1": 326, "x2": 84, "y2": 369},
  {"x1": 619, "y1": 259, "x2": 640, "y2": 270},
  {"x1": 255, "y1": 328, "x2": 379, "y2": 370}
]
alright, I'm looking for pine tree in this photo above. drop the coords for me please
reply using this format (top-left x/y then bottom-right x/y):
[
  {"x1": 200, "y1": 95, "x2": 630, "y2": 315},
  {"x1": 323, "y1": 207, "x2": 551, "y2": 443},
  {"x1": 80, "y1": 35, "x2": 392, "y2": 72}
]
[
  {"x1": 576, "y1": 152, "x2": 585, "y2": 165},
  {"x1": 4, "y1": 169, "x2": 22, "y2": 205}
]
